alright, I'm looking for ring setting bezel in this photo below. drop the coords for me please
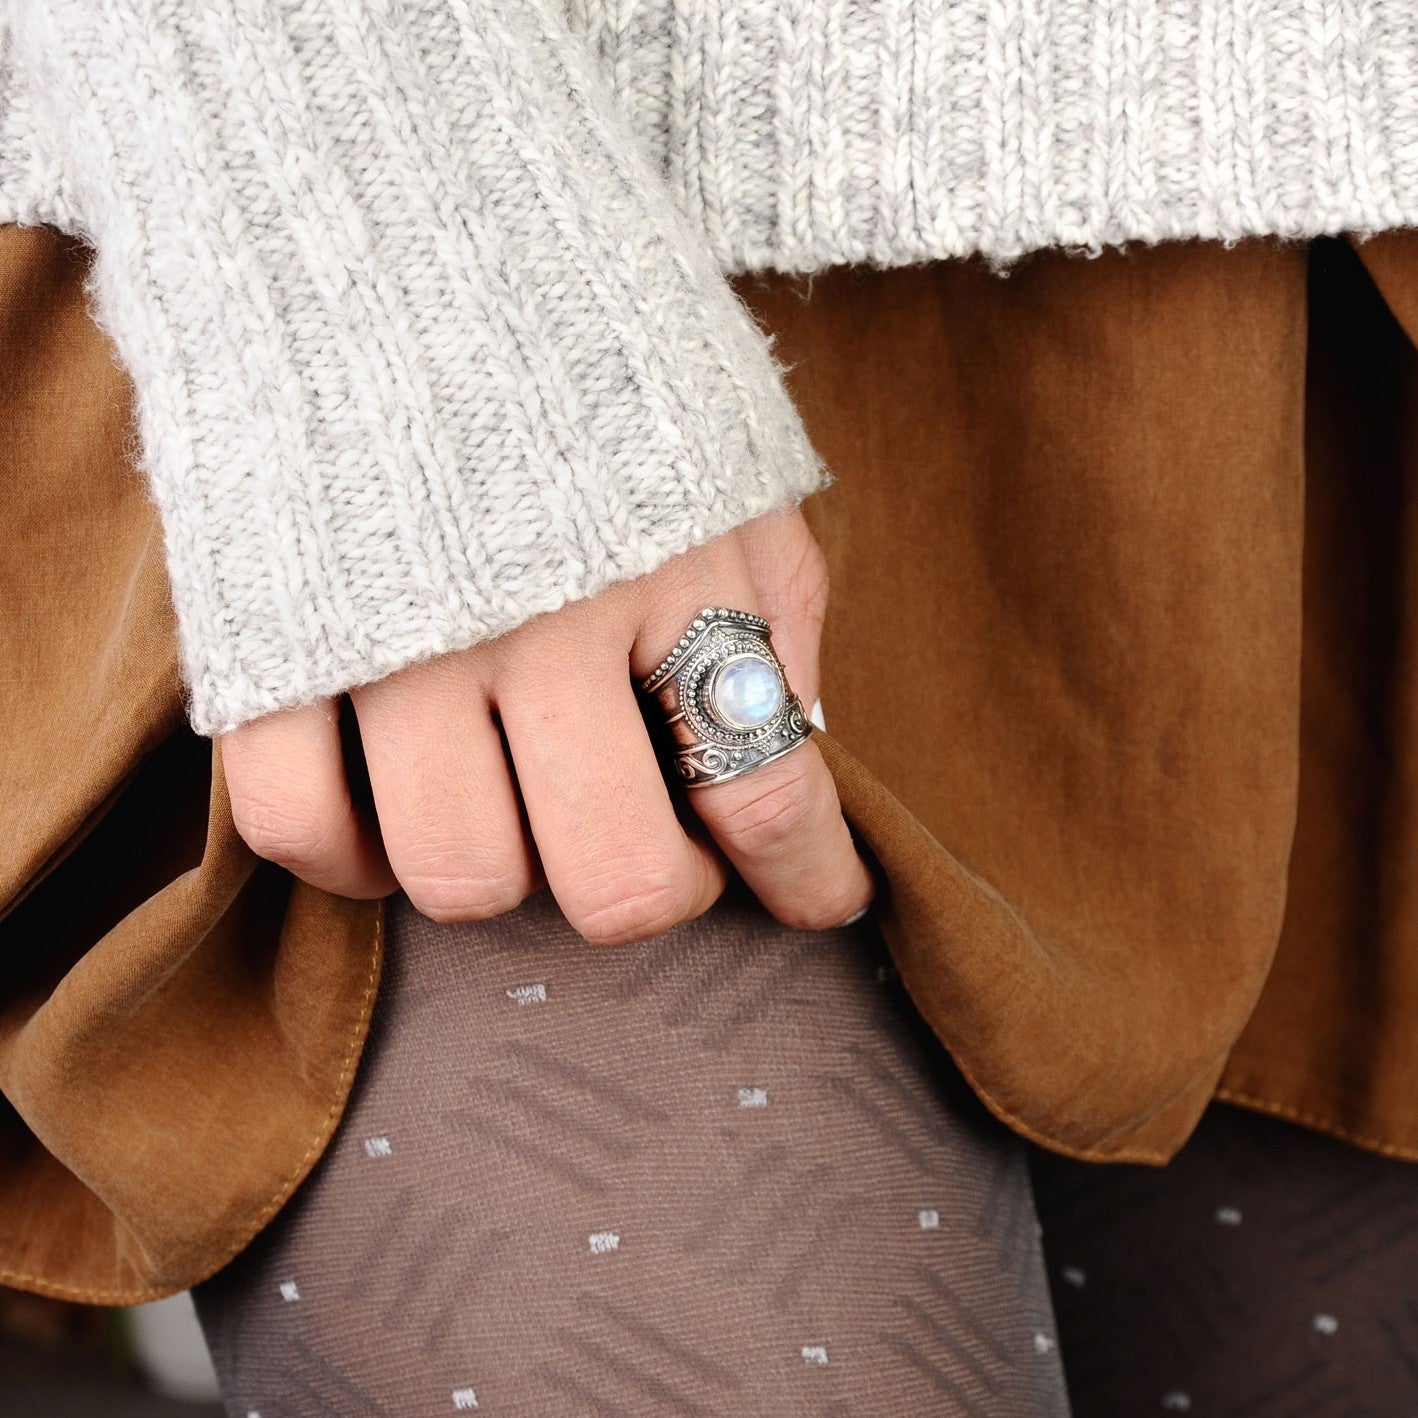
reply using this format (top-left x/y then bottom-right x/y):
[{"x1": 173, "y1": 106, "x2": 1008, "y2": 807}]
[{"x1": 639, "y1": 608, "x2": 811, "y2": 787}]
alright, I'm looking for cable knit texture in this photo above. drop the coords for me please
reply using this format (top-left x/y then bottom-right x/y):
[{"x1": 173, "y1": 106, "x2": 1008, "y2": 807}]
[
  {"x1": 0, "y1": 1, "x2": 822, "y2": 733},
  {"x1": 4, "y1": 2, "x2": 1418, "y2": 730}
]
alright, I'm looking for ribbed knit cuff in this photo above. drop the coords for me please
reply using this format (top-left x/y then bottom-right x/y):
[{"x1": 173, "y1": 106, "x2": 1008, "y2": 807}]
[{"x1": 10, "y1": 1, "x2": 823, "y2": 734}]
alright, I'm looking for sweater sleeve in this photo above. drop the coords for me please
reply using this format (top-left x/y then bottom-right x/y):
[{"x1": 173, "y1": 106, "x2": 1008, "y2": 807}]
[{"x1": 2, "y1": 1, "x2": 823, "y2": 735}]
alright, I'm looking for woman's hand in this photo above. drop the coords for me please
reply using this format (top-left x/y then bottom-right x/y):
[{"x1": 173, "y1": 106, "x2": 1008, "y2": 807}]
[{"x1": 221, "y1": 509, "x2": 873, "y2": 944}]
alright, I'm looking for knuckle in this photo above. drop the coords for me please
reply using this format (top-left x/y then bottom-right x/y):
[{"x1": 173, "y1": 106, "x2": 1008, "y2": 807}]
[
  {"x1": 712, "y1": 768, "x2": 823, "y2": 858},
  {"x1": 785, "y1": 537, "x2": 830, "y2": 628},
  {"x1": 401, "y1": 859, "x2": 529, "y2": 923},
  {"x1": 749, "y1": 516, "x2": 830, "y2": 628},
  {"x1": 567, "y1": 860, "x2": 696, "y2": 946},
  {"x1": 230, "y1": 792, "x2": 330, "y2": 868}
]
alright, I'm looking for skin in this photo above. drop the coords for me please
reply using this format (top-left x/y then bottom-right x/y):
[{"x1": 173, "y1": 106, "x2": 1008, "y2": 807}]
[{"x1": 222, "y1": 508, "x2": 874, "y2": 944}]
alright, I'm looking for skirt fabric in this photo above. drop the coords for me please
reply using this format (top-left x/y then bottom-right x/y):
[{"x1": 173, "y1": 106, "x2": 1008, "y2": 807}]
[
  {"x1": 745, "y1": 233, "x2": 1418, "y2": 1169},
  {"x1": 2, "y1": 224, "x2": 1418, "y2": 1300}
]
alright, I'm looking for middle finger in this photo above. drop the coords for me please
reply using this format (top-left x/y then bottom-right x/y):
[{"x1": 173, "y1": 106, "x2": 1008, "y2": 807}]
[{"x1": 496, "y1": 620, "x2": 728, "y2": 947}]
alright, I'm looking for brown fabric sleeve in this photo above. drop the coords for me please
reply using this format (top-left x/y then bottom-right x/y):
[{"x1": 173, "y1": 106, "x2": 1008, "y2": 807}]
[
  {"x1": 0, "y1": 225, "x2": 381, "y2": 1304},
  {"x1": 740, "y1": 242, "x2": 1310, "y2": 1165}
]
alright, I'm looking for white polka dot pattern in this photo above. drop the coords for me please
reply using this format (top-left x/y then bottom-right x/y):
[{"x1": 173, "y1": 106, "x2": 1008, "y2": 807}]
[{"x1": 195, "y1": 890, "x2": 1069, "y2": 1415}]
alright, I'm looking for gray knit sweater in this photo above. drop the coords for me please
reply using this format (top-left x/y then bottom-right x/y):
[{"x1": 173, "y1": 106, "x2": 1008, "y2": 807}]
[{"x1": 3, "y1": 2, "x2": 1416, "y2": 733}]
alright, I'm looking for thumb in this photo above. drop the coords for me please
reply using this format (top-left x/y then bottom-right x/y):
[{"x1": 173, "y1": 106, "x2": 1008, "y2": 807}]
[{"x1": 736, "y1": 507, "x2": 829, "y2": 724}]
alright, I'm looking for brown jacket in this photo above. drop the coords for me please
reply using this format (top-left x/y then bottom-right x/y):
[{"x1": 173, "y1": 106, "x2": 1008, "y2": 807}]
[{"x1": 3, "y1": 223, "x2": 1417, "y2": 1303}]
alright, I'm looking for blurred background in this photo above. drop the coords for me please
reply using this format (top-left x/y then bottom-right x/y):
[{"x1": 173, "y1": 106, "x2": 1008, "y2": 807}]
[{"x1": 0, "y1": 1289, "x2": 221, "y2": 1416}]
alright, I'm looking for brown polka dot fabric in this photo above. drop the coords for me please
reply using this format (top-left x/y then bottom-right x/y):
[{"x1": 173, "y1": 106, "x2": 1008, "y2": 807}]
[
  {"x1": 1033, "y1": 1102, "x2": 1418, "y2": 1416},
  {"x1": 193, "y1": 888, "x2": 1067, "y2": 1416}
]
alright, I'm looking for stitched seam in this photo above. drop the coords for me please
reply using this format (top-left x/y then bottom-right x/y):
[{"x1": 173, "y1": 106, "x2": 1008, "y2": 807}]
[
  {"x1": 882, "y1": 939, "x2": 1171, "y2": 1167},
  {"x1": 942, "y1": 1037, "x2": 1171, "y2": 1168},
  {"x1": 1214, "y1": 1086, "x2": 1418, "y2": 1162},
  {"x1": 0, "y1": 898, "x2": 384, "y2": 1304}
]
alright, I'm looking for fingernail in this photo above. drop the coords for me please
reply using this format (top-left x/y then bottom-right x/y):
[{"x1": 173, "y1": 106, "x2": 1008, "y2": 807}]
[
  {"x1": 809, "y1": 698, "x2": 827, "y2": 731},
  {"x1": 838, "y1": 905, "x2": 871, "y2": 927}
]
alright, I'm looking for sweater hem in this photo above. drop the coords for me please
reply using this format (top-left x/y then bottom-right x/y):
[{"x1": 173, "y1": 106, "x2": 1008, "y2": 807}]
[
  {"x1": 580, "y1": 0, "x2": 1418, "y2": 274},
  {"x1": 184, "y1": 477, "x2": 824, "y2": 736}
]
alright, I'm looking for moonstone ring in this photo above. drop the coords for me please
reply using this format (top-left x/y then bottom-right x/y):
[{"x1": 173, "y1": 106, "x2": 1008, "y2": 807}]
[{"x1": 639, "y1": 608, "x2": 812, "y2": 788}]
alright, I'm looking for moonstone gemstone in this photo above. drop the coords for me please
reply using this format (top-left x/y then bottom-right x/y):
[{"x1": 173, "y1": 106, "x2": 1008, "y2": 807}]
[{"x1": 710, "y1": 654, "x2": 784, "y2": 730}]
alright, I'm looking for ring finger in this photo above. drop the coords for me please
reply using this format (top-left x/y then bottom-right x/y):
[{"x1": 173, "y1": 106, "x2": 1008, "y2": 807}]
[{"x1": 630, "y1": 567, "x2": 873, "y2": 932}]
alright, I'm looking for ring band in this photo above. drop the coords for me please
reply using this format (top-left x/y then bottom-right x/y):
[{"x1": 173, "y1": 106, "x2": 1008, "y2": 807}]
[{"x1": 639, "y1": 607, "x2": 812, "y2": 788}]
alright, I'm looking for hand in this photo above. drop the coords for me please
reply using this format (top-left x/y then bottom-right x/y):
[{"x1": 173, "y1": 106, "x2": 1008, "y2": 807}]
[{"x1": 221, "y1": 509, "x2": 873, "y2": 944}]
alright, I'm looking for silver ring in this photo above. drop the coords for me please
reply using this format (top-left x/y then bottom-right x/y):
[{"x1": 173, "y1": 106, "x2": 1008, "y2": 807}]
[{"x1": 639, "y1": 607, "x2": 812, "y2": 788}]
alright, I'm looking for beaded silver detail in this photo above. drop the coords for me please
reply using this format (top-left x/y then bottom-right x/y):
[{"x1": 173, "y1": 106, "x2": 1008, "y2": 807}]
[{"x1": 639, "y1": 608, "x2": 811, "y2": 787}]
